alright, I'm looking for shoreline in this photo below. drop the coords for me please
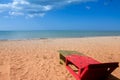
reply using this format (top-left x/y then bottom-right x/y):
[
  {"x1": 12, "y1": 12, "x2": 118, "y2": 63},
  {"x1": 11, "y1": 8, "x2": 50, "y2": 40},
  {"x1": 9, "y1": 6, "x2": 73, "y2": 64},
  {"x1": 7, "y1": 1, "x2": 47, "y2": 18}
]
[{"x1": 0, "y1": 35, "x2": 120, "y2": 41}]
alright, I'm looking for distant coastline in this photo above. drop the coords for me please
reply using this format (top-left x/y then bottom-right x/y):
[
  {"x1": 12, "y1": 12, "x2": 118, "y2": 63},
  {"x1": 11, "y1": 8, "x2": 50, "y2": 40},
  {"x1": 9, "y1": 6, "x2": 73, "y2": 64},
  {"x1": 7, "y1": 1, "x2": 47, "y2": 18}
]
[{"x1": 0, "y1": 30, "x2": 120, "y2": 40}]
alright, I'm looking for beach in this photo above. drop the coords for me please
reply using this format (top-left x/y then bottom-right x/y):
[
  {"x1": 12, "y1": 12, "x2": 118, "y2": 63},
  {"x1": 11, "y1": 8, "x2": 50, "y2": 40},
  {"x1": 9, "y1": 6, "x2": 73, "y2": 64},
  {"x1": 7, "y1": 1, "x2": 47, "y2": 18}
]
[{"x1": 0, "y1": 36, "x2": 120, "y2": 80}]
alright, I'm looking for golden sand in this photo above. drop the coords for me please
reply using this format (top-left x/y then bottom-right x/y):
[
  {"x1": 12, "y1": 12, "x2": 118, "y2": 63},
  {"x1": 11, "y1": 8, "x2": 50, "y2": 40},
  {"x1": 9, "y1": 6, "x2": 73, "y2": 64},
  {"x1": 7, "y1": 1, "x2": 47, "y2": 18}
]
[{"x1": 0, "y1": 36, "x2": 120, "y2": 80}]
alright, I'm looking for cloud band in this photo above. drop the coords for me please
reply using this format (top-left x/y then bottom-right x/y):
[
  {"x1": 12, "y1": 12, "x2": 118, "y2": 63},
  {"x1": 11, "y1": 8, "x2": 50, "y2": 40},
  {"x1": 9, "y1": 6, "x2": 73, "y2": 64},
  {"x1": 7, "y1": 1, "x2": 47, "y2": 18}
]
[{"x1": 0, "y1": 0, "x2": 97, "y2": 17}]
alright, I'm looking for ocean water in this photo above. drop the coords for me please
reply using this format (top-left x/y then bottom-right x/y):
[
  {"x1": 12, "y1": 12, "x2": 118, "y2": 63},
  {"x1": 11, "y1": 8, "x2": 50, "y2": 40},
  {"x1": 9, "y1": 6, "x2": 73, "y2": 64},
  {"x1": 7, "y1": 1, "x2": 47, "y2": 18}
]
[{"x1": 0, "y1": 30, "x2": 120, "y2": 40}]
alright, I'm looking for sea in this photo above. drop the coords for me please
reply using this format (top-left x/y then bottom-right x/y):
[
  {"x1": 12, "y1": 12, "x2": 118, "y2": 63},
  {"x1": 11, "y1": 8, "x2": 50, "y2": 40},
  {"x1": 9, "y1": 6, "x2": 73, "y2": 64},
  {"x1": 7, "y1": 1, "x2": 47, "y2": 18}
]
[{"x1": 0, "y1": 30, "x2": 120, "y2": 40}]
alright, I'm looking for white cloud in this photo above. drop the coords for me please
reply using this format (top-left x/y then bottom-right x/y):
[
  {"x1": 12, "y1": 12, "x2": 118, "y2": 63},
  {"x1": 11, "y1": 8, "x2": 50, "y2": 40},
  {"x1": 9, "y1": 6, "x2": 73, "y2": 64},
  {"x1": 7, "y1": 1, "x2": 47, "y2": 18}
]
[
  {"x1": 43, "y1": 5, "x2": 52, "y2": 11},
  {"x1": 28, "y1": 13, "x2": 45, "y2": 18},
  {"x1": 0, "y1": 0, "x2": 97, "y2": 18},
  {"x1": 67, "y1": 0, "x2": 97, "y2": 3},
  {"x1": 9, "y1": 11, "x2": 24, "y2": 16},
  {"x1": 67, "y1": 0, "x2": 80, "y2": 3},
  {"x1": 86, "y1": 6, "x2": 91, "y2": 10},
  {"x1": 0, "y1": 3, "x2": 11, "y2": 9}
]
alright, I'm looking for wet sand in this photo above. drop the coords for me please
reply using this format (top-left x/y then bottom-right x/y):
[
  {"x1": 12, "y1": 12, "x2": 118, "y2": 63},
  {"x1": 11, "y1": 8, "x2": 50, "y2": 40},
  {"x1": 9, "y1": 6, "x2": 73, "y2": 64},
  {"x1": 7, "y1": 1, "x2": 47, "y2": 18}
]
[{"x1": 0, "y1": 36, "x2": 120, "y2": 80}]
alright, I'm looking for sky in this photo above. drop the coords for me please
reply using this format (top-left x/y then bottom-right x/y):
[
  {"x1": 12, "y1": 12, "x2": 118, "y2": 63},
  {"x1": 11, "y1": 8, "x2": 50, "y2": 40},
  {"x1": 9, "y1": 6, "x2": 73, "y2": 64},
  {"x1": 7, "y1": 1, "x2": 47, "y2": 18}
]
[{"x1": 0, "y1": 0, "x2": 120, "y2": 31}]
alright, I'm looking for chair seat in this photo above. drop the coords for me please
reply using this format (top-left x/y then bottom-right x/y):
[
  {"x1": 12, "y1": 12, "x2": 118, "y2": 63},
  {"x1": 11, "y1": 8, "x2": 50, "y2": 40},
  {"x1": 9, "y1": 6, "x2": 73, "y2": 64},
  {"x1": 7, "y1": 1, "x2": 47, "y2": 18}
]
[{"x1": 66, "y1": 54, "x2": 100, "y2": 69}]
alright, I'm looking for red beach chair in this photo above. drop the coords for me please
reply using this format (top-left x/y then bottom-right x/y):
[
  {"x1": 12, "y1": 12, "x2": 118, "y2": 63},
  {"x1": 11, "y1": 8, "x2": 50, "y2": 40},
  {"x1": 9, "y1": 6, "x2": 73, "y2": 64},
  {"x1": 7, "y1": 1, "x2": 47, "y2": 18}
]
[{"x1": 66, "y1": 55, "x2": 119, "y2": 80}]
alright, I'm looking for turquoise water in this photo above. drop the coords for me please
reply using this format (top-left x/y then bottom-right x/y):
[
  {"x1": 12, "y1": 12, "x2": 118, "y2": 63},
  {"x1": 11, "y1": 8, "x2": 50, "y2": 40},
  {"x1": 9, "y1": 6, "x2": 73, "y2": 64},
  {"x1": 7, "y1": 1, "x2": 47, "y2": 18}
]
[{"x1": 0, "y1": 30, "x2": 120, "y2": 40}]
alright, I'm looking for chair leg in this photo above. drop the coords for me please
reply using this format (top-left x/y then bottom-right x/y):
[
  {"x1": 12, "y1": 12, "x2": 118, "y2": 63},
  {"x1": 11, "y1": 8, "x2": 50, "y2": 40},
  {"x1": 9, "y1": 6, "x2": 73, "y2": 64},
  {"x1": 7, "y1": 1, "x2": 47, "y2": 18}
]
[
  {"x1": 66, "y1": 58, "x2": 81, "y2": 80},
  {"x1": 66, "y1": 58, "x2": 68, "y2": 66}
]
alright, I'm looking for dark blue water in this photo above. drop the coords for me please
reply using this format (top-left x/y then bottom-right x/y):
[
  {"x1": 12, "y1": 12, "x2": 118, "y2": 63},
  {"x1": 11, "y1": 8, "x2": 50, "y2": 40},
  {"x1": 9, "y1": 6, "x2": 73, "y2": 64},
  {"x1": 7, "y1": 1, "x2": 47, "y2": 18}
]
[{"x1": 0, "y1": 30, "x2": 120, "y2": 40}]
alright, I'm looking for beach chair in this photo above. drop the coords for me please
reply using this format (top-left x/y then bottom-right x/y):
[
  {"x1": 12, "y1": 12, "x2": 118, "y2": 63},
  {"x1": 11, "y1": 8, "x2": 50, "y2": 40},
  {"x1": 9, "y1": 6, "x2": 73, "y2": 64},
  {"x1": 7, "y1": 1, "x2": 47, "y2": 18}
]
[{"x1": 66, "y1": 54, "x2": 119, "y2": 80}]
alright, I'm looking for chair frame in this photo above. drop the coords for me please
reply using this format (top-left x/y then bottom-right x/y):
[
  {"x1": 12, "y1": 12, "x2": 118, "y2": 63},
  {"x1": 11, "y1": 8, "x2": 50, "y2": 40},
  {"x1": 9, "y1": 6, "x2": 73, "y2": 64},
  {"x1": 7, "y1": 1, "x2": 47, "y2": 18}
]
[{"x1": 66, "y1": 54, "x2": 119, "y2": 80}]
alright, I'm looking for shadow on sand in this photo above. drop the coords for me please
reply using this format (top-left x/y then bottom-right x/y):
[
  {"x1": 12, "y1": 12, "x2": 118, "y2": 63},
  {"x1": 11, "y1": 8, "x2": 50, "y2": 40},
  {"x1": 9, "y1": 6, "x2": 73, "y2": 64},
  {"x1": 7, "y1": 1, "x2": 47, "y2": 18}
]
[{"x1": 108, "y1": 75, "x2": 120, "y2": 80}]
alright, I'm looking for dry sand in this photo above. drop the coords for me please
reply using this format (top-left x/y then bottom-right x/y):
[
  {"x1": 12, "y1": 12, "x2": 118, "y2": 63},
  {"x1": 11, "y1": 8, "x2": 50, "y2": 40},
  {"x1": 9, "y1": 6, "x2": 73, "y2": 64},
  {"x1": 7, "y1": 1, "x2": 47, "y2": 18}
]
[{"x1": 0, "y1": 36, "x2": 120, "y2": 80}]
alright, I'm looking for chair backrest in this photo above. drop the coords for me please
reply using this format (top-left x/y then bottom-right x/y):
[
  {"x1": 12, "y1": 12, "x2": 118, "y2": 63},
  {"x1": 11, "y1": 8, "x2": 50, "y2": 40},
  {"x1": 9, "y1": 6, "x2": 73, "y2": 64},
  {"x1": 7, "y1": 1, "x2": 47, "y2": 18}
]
[{"x1": 80, "y1": 62, "x2": 119, "y2": 80}]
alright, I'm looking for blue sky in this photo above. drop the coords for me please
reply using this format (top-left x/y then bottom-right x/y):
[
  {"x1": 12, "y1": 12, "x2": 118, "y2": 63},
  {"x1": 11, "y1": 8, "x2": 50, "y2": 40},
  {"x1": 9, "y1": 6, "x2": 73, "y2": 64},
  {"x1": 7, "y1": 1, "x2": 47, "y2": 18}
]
[{"x1": 0, "y1": 0, "x2": 120, "y2": 30}]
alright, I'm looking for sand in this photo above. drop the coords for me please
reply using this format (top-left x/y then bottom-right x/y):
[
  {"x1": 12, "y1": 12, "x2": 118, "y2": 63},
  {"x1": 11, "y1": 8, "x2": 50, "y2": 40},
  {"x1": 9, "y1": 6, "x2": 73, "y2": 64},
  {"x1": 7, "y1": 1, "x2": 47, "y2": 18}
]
[{"x1": 0, "y1": 36, "x2": 120, "y2": 80}]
